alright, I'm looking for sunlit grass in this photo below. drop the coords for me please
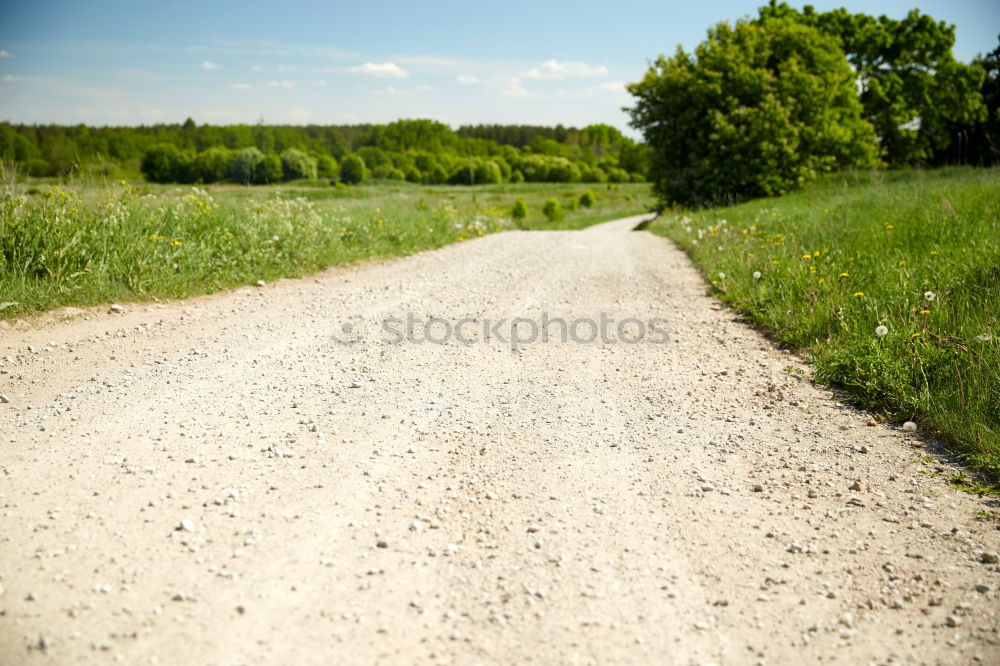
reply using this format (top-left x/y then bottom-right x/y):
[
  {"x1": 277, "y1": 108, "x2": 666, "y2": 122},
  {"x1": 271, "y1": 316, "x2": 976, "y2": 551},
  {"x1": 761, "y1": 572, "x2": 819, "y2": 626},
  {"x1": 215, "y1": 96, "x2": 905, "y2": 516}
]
[
  {"x1": 647, "y1": 167, "x2": 1000, "y2": 479},
  {"x1": 0, "y1": 176, "x2": 653, "y2": 318}
]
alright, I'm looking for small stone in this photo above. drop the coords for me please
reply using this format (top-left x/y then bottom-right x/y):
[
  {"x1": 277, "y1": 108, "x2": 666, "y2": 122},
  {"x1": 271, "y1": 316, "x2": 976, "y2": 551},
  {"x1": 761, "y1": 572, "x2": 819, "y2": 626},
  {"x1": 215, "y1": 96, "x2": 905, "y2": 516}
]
[
  {"x1": 179, "y1": 519, "x2": 196, "y2": 532},
  {"x1": 256, "y1": 280, "x2": 266, "y2": 287},
  {"x1": 701, "y1": 484, "x2": 715, "y2": 492},
  {"x1": 849, "y1": 481, "x2": 862, "y2": 492},
  {"x1": 376, "y1": 539, "x2": 388, "y2": 549},
  {"x1": 109, "y1": 304, "x2": 125, "y2": 314},
  {"x1": 945, "y1": 615, "x2": 962, "y2": 627},
  {"x1": 974, "y1": 583, "x2": 992, "y2": 594},
  {"x1": 980, "y1": 552, "x2": 999, "y2": 564},
  {"x1": 752, "y1": 484, "x2": 764, "y2": 492},
  {"x1": 0, "y1": 394, "x2": 9, "y2": 404}
]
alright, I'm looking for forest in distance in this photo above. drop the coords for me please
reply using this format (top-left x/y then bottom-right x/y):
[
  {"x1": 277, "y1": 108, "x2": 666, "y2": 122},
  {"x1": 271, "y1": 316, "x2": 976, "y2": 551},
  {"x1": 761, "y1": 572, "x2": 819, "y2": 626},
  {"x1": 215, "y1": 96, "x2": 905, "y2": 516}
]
[{"x1": 0, "y1": 119, "x2": 650, "y2": 186}]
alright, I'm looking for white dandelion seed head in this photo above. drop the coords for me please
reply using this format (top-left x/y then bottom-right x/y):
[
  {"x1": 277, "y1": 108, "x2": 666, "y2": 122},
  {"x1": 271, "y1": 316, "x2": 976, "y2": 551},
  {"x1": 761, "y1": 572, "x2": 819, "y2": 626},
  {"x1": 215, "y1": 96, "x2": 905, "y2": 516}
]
[
  {"x1": 753, "y1": 271, "x2": 762, "y2": 280},
  {"x1": 875, "y1": 325, "x2": 889, "y2": 337},
  {"x1": 902, "y1": 421, "x2": 917, "y2": 432},
  {"x1": 924, "y1": 291, "x2": 935, "y2": 301},
  {"x1": 718, "y1": 272, "x2": 726, "y2": 279}
]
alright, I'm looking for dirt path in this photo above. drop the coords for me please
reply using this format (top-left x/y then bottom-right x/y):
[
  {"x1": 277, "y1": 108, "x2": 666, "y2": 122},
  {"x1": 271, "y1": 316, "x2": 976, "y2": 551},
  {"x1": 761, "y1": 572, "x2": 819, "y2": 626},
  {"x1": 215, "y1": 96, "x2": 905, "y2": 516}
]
[{"x1": 1, "y1": 215, "x2": 998, "y2": 665}]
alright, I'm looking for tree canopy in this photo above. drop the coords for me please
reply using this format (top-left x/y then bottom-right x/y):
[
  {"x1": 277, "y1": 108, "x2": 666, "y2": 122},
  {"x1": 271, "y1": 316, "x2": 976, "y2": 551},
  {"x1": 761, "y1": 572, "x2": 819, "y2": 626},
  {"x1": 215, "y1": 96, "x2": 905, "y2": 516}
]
[
  {"x1": 756, "y1": 1, "x2": 987, "y2": 165},
  {"x1": 627, "y1": 16, "x2": 879, "y2": 207}
]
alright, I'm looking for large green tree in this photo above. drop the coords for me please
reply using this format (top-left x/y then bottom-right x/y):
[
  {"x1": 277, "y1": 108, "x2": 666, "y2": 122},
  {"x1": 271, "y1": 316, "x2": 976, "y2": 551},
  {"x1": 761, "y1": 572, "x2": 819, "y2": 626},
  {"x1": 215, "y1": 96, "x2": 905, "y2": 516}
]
[
  {"x1": 627, "y1": 17, "x2": 879, "y2": 207},
  {"x1": 757, "y1": 2, "x2": 987, "y2": 165}
]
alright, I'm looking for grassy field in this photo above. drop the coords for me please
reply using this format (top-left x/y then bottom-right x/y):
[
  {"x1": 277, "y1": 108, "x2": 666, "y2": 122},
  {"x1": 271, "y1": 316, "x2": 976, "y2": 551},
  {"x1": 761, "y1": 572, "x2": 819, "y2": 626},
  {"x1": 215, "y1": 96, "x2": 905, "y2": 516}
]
[
  {"x1": 0, "y1": 176, "x2": 653, "y2": 318},
  {"x1": 647, "y1": 167, "x2": 1000, "y2": 482}
]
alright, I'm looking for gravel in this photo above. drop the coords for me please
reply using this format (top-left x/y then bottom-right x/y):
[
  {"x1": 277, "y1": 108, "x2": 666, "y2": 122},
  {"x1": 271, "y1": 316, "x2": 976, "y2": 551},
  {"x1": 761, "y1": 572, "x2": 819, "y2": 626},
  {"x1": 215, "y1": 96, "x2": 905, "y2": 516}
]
[{"x1": 0, "y1": 214, "x2": 997, "y2": 665}]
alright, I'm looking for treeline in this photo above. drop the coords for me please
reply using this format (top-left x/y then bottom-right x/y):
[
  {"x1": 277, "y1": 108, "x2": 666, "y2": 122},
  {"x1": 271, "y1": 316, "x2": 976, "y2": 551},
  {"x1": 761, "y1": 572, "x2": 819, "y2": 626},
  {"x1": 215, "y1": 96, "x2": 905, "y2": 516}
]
[{"x1": 0, "y1": 118, "x2": 649, "y2": 186}]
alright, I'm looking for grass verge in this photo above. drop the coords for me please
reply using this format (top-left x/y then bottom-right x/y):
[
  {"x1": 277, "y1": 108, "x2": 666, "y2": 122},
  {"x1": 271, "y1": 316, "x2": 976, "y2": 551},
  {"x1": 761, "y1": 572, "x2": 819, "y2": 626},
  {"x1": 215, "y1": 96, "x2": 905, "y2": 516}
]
[
  {"x1": 0, "y1": 177, "x2": 653, "y2": 318},
  {"x1": 646, "y1": 167, "x2": 999, "y2": 481}
]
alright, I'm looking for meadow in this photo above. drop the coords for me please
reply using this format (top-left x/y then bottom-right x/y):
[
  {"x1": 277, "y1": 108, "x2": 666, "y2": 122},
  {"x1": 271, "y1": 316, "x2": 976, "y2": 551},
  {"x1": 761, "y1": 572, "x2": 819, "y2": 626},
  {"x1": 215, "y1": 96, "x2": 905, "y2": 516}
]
[
  {"x1": 647, "y1": 167, "x2": 1000, "y2": 482},
  {"x1": 0, "y1": 175, "x2": 653, "y2": 318}
]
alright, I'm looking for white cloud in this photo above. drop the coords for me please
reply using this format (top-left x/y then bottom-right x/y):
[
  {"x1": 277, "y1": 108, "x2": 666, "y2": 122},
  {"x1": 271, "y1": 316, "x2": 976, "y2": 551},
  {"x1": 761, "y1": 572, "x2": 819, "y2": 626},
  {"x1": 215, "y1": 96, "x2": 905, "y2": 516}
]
[
  {"x1": 524, "y1": 60, "x2": 608, "y2": 80},
  {"x1": 287, "y1": 107, "x2": 313, "y2": 122},
  {"x1": 201, "y1": 61, "x2": 220, "y2": 70},
  {"x1": 305, "y1": 80, "x2": 327, "y2": 87},
  {"x1": 2, "y1": 74, "x2": 23, "y2": 82},
  {"x1": 457, "y1": 74, "x2": 479, "y2": 84},
  {"x1": 230, "y1": 82, "x2": 252, "y2": 89},
  {"x1": 499, "y1": 77, "x2": 527, "y2": 98},
  {"x1": 351, "y1": 62, "x2": 408, "y2": 79},
  {"x1": 265, "y1": 80, "x2": 294, "y2": 88},
  {"x1": 0, "y1": 49, "x2": 12, "y2": 58},
  {"x1": 250, "y1": 65, "x2": 264, "y2": 72}
]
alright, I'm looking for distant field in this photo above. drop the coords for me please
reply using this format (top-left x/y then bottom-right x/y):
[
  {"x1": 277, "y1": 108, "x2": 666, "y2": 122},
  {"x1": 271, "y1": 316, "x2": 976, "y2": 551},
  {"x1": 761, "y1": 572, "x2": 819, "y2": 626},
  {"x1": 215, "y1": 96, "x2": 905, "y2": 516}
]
[
  {"x1": 0, "y1": 177, "x2": 653, "y2": 318},
  {"x1": 647, "y1": 167, "x2": 1000, "y2": 482}
]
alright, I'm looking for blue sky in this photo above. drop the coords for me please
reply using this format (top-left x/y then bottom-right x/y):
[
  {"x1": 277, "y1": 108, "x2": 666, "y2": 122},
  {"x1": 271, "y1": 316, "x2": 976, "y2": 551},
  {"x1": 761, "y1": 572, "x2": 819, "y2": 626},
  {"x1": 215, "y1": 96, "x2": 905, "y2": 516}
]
[{"x1": 0, "y1": 0, "x2": 997, "y2": 133}]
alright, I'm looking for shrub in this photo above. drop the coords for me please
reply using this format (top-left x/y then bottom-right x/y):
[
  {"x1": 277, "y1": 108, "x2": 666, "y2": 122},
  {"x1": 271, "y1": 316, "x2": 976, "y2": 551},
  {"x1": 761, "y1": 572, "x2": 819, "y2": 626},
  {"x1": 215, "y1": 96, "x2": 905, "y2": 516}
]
[
  {"x1": 339, "y1": 154, "x2": 368, "y2": 184},
  {"x1": 511, "y1": 198, "x2": 528, "y2": 219},
  {"x1": 510, "y1": 169, "x2": 525, "y2": 183},
  {"x1": 229, "y1": 147, "x2": 265, "y2": 184},
  {"x1": 257, "y1": 154, "x2": 284, "y2": 184},
  {"x1": 190, "y1": 147, "x2": 233, "y2": 184},
  {"x1": 372, "y1": 164, "x2": 406, "y2": 180},
  {"x1": 474, "y1": 160, "x2": 503, "y2": 184},
  {"x1": 542, "y1": 199, "x2": 563, "y2": 221},
  {"x1": 579, "y1": 190, "x2": 595, "y2": 208},
  {"x1": 316, "y1": 155, "x2": 339, "y2": 180},
  {"x1": 280, "y1": 149, "x2": 318, "y2": 181},
  {"x1": 142, "y1": 144, "x2": 187, "y2": 183}
]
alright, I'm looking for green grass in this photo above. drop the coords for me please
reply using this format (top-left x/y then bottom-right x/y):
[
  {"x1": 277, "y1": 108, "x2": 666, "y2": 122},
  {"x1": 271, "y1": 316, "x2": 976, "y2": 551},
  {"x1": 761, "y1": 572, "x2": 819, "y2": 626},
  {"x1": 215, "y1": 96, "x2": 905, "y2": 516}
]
[
  {"x1": 646, "y1": 167, "x2": 1000, "y2": 480},
  {"x1": 0, "y1": 175, "x2": 653, "y2": 318}
]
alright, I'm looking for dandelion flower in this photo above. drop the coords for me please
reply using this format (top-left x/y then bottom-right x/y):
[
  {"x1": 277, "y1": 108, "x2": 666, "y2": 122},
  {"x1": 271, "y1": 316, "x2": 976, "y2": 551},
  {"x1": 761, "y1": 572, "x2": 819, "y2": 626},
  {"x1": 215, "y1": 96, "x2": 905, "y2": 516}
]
[
  {"x1": 919, "y1": 309, "x2": 930, "y2": 315},
  {"x1": 902, "y1": 421, "x2": 917, "y2": 432},
  {"x1": 876, "y1": 325, "x2": 888, "y2": 337},
  {"x1": 839, "y1": 272, "x2": 849, "y2": 278},
  {"x1": 718, "y1": 272, "x2": 726, "y2": 279},
  {"x1": 818, "y1": 278, "x2": 825, "y2": 284},
  {"x1": 753, "y1": 271, "x2": 762, "y2": 280},
  {"x1": 924, "y1": 291, "x2": 935, "y2": 301},
  {"x1": 853, "y1": 292, "x2": 864, "y2": 298},
  {"x1": 911, "y1": 332, "x2": 921, "y2": 339}
]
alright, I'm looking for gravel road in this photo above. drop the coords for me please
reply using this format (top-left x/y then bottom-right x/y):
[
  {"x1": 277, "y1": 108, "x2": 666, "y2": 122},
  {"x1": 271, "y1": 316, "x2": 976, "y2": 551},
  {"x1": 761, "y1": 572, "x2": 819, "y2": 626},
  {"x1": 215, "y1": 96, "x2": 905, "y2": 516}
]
[{"x1": 1, "y1": 215, "x2": 998, "y2": 665}]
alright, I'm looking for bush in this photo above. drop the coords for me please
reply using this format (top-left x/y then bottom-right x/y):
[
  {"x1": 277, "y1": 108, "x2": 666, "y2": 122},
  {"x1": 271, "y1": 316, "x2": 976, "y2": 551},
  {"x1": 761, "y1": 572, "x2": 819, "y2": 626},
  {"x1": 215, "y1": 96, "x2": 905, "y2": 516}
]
[
  {"x1": 372, "y1": 164, "x2": 406, "y2": 180},
  {"x1": 579, "y1": 190, "x2": 596, "y2": 208},
  {"x1": 542, "y1": 199, "x2": 563, "y2": 221},
  {"x1": 316, "y1": 155, "x2": 339, "y2": 180},
  {"x1": 511, "y1": 198, "x2": 528, "y2": 219},
  {"x1": 190, "y1": 147, "x2": 233, "y2": 184},
  {"x1": 142, "y1": 144, "x2": 187, "y2": 183},
  {"x1": 627, "y1": 17, "x2": 879, "y2": 206},
  {"x1": 280, "y1": 149, "x2": 318, "y2": 181},
  {"x1": 229, "y1": 147, "x2": 265, "y2": 184},
  {"x1": 339, "y1": 154, "x2": 368, "y2": 184},
  {"x1": 257, "y1": 154, "x2": 283, "y2": 184},
  {"x1": 474, "y1": 160, "x2": 503, "y2": 184},
  {"x1": 510, "y1": 169, "x2": 525, "y2": 183}
]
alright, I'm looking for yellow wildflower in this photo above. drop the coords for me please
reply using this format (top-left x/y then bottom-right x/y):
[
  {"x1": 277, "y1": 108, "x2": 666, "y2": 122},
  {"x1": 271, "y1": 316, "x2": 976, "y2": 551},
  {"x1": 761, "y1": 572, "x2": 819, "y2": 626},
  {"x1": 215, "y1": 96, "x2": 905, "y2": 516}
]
[{"x1": 853, "y1": 292, "x2": 864, "y2": 298}]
